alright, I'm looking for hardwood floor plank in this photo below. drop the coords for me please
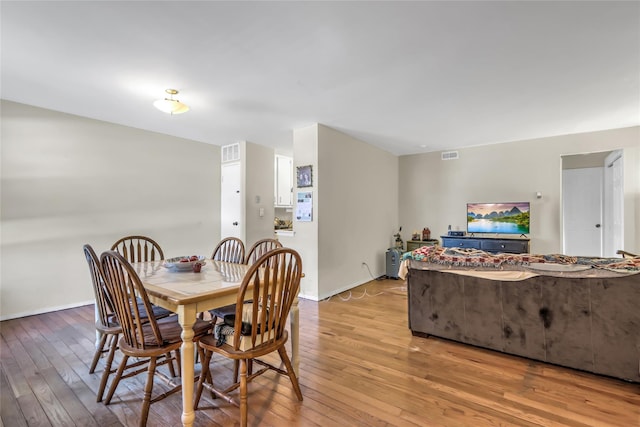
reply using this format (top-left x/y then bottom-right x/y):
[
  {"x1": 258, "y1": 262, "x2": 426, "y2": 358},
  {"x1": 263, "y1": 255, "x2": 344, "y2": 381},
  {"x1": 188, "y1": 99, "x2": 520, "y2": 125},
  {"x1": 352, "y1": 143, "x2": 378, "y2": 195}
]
[
  {"x1": 19, "y1": 314, "x2": 121, "y2": 426},
  {"x1": 9, "y1": 317, "x2": 103, "y2": 426},
  {"x1": 1, "y1": 325, "x2": 53, "y2": 427},
  {"x1": 2, "y1": 279, "x2": 639, "y2": 426},
  {"x1": 2, "y1": 322, "x2": 72, "y2": 425},
  {"x1": 0, "y1": 368, "x2": 28, "y2": 427},
  {"x1": 23, "y1": 313, "x2": 131, "y2": 426}
]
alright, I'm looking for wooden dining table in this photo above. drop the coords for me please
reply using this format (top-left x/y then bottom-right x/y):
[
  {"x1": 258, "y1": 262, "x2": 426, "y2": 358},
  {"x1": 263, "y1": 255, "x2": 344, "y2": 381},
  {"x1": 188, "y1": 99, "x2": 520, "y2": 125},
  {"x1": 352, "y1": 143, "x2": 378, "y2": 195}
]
[{"x1": 131, "y1": 258, "x2": 300, "y2": 427}]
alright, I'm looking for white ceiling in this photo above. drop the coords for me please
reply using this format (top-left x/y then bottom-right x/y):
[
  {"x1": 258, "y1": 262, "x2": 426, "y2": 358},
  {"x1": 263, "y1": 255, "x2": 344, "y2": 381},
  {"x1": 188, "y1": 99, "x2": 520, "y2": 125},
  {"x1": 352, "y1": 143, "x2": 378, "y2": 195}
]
[{"x1": 2, "y1": 1, "x2": 639, "y2": 156}]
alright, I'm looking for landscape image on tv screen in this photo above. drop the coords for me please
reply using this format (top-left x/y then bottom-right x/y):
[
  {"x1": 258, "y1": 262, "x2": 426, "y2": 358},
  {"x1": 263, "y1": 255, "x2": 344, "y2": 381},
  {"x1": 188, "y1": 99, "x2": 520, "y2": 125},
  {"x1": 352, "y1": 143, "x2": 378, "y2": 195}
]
[{"x1": 467, "y1": 202, "x2": 530, "y2": 234}]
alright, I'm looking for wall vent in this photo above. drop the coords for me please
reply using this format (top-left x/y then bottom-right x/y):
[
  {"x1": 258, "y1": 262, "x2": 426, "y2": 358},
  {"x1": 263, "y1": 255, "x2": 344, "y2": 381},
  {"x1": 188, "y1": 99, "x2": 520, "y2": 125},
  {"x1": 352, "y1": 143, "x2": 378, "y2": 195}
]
[
  {"x1": 441, "y1": 151, "x2": 459, "y2": 160},
  {"x1": 222, "y1": 143, "x2": 240, "y2": 163}
]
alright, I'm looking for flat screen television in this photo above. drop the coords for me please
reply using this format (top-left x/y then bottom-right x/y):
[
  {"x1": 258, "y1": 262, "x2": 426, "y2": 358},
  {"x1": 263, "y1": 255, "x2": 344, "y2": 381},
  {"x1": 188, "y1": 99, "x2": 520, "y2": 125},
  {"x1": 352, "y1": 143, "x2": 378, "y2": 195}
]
[{"x1": 467, "y1": 202, "x2": 530, "y2": 235}]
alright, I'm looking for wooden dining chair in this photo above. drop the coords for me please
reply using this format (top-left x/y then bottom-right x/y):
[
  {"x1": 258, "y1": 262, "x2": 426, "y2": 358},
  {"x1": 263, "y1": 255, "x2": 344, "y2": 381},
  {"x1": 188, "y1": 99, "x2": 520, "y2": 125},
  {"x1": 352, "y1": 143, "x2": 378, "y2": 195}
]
[
  {"x1": 100, "y1": 250, "x2": 213, "y2": 427},
  {"x1": 244, "y1": 238, "x2": 282, "y2": 265},
  {"x1": 211, "y1": 239, "x2": 282, "y2": 319},
  {"x1": 111, "y1": 235, "x2": 165, "y2": 263},
  {"x1": 209, "y1": 238, "x2": 283, "y2": 378},
  {"x1": 211, "y1": 237, "x2": 245, "y2": 264},
  {"x1": 194, "y1": 248, "x2": 304, "y2": 427},
  {"x1": 110, "y1": 234, "x2": 174, "y2": 342},
  {"x1": 84, "y1": 244, "x2": 177, "y2": 401},
  {"x1": 196, "y1": 236, "x2": 246, "y2": 362},
  {"x1": 210, "y1": 239, "x2": 282, "y2": 322},
  {"x1": 84, "y1": 244, "x2": 126, "y2": 402}
]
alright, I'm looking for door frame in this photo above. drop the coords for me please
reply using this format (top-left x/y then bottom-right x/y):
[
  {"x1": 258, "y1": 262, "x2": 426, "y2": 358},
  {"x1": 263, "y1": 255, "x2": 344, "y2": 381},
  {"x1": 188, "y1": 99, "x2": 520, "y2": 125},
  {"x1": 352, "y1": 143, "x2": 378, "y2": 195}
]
[{"x1": 561, "y1": 150, "x2": 624, "y2": 257}]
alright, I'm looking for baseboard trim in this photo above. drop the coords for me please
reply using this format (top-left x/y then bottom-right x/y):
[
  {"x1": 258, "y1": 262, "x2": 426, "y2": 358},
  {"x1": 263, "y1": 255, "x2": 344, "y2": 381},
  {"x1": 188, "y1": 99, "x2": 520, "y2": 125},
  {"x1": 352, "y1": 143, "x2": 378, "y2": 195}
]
[{"x1": 0, "y1": 300, "x2": 95, "y2": 321}]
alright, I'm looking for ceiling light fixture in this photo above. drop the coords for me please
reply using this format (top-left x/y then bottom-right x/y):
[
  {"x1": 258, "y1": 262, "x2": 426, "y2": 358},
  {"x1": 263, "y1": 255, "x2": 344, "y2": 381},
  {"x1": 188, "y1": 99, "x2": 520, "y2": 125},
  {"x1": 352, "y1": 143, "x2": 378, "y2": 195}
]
[{"x1": 153, "y1": 89, "x2": 190, "y2": 114}]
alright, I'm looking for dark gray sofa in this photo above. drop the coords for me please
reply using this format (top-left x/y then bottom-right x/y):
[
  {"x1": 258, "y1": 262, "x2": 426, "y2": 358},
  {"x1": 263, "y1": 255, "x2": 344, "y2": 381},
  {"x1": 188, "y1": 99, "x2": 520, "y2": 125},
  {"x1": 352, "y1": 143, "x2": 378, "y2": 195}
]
[{"x1": 407, "y1": 262, "x2": 640, "y2": 383}]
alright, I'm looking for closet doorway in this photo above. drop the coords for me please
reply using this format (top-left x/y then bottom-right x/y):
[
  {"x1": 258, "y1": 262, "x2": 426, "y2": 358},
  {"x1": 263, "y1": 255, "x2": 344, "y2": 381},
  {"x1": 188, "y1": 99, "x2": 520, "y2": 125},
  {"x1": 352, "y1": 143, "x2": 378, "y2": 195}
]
[{"x1": 562, "y1": 150, "x2": 623, "y2": 257}]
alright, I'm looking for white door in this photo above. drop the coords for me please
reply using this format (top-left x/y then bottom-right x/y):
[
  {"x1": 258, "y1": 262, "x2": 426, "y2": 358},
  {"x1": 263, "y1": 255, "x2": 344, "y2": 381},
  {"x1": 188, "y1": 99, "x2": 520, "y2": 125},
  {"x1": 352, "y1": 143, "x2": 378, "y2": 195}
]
[
  {"x1": 562, "y1": 167, "x2": 603, "y2": 256},
  {"x1": 604, "y1": 152, "x2": 624, "y2": 257},
  {"x1": 221, "y1": 162, "x2": 244, "y2": 240}
]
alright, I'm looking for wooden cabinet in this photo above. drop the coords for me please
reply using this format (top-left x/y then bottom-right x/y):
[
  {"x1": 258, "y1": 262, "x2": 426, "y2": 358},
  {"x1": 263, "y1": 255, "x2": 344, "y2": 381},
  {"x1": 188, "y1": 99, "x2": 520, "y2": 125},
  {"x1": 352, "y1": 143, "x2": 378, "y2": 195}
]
[
  {"x1": 441, "y1": 236, "x2": 529, "y2": 254},
  {"x1": 274, "y1": 155, "x2": 293, "y2": 207},
  {"x1": 406, "y1": 239, "x2": 439, "y2": 252}
]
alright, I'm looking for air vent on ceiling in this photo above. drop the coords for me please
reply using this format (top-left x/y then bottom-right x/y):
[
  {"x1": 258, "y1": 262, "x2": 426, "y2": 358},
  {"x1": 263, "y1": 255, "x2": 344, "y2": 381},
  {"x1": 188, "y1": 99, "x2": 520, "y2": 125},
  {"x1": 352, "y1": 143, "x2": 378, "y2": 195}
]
[
  {"x1": 441, "y1": 151, "x2": 459, "y2": 161},
  {"x1": 222, "y1": 143, "x2": 240, "y2": 163}
]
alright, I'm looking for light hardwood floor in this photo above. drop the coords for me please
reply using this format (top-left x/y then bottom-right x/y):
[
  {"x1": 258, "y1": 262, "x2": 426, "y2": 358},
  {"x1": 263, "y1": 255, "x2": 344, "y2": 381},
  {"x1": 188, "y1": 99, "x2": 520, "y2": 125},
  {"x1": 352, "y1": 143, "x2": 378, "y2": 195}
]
[{"x1": 1, "y1": 278, "x2": 639, "y2": 426}]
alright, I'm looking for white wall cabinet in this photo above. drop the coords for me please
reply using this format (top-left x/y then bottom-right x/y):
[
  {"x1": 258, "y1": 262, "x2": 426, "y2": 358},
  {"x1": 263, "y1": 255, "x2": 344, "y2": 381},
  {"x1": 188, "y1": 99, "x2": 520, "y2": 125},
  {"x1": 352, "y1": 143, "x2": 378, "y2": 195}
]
[{"x1": 275, "y1": 155, "x2": 293, "y2": 207}]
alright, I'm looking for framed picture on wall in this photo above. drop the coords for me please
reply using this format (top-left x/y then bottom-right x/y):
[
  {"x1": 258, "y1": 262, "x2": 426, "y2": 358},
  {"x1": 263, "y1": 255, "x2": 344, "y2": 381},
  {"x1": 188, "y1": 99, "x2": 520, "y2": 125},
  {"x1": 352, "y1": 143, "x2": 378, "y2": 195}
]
[{"x1": 296, "y1": 165, "x2": 312, "y2": 188}]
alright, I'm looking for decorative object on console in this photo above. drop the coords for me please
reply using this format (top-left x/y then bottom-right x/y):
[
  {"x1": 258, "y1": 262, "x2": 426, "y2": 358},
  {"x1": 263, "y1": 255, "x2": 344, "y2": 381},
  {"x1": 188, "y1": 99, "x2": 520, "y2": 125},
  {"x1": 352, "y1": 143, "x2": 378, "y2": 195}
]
[
  {"x1": 393, "y1": 226, "x2": 403, "y2": 250},
  {"x1": 422, "y1": 227, "x2": 431, "y2": 240}
]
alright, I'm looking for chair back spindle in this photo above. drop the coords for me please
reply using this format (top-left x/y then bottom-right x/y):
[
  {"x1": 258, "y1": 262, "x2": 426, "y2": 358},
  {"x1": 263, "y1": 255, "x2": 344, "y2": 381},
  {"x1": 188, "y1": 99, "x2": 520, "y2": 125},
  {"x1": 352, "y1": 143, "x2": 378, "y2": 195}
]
[
  {"x1": 111, "y1": 235, "x2": 164, "y2": 263},
  {"x1": 212, "y1": 237, "x2": 245, "y2": 264},
  {"x1": 245, "y1": 238, "x2": 282, "y2": 265}
]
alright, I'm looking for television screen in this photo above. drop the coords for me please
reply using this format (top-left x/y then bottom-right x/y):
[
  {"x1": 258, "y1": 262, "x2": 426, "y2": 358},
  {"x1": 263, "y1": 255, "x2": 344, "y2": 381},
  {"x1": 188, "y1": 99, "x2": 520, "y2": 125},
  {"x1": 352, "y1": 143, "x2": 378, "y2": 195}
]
[{"x1": 467, "y1": 202, "x2": 530, "y2": 234}]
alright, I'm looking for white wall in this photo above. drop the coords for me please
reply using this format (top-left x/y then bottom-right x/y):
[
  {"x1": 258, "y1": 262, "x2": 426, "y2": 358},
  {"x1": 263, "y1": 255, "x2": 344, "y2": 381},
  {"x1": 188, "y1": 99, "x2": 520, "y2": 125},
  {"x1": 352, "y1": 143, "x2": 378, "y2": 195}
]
[
  {"x1": 285, "y1": 124, "x2": 319, "y2": 299},
  {"x1": 398, "y1": 126, "x2": 640, "y2": 254},
  {"x1": 3, "y1": 100, "x2": 637, "y2": 319},
  {"x1": 1, "y1": 100, "x2": 221, "y2": 320},
  {"x1": 317, "y1": 125, "x2": 399, "y2": 299},
  {"x1": 285, "y1": 124, "x2": 399, "y2": 300},
  {"x1": 245, "y1": 141, "x2": 275, "y2": 246}
]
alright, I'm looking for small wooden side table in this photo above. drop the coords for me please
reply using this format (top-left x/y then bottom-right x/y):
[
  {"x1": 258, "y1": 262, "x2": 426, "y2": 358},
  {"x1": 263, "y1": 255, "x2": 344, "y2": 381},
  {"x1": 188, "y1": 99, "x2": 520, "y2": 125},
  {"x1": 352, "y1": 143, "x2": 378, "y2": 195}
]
[{"x1": 406, "y1": 239, "x2": 439, "y2": 252}]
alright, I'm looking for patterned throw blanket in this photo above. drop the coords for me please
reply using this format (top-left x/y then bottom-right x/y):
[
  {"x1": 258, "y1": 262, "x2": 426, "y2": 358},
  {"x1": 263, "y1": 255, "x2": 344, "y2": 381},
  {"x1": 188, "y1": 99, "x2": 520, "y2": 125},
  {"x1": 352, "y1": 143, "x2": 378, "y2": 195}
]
[{"x1": 402, "y1": 245, "x2": 640, "y2": 271}]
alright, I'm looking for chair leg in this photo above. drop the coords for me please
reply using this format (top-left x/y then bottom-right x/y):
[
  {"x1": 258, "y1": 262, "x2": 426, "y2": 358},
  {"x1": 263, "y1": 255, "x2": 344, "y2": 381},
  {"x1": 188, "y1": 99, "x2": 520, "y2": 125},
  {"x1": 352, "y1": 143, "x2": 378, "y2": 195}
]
[
  {"x1": 105, "y1": 354, "x2": 129, "y2": 405},
  {"x1": 239, "y1": 359, "x2": 248, "y2": 427},
  {"x1": 195, "y1": 314, "x2": 216, "y2": 364},
  {"x1": 89, "y1": 333, "x2": 108, "y2": 374},
  {"x1": 174, "y1": 349, "x2": 181, "y2": 377},
  {"x1": 96, "y1": 333, "x2": 118, "y2": 402},
  {"x1": 194, "y1": 350, "x2": 214, "y2": 409},
  {"x1": 139, "y1": 357, "x2": 157, "y2": 427},
  {"x1": 233, "y1": 360, "x2": 239, "y2": 383},
  {"x1": 196, "y1": 346, "x2": 214, "y2": 398},
  {"x1": 233, "y1": 359, "x2": 252, "y2": 383},
  {"x1": 277, "y1": 347, "x2": 303, "y2": 401},
  {"x1": 166, "y1": 351, "x2": 177, "y2": 377}
]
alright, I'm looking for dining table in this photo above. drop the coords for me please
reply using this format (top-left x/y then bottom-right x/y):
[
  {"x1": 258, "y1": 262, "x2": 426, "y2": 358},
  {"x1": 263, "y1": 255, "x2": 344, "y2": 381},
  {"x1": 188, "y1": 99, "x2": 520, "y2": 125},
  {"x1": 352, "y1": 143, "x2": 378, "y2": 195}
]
[{"x1": 131, "y1": 258, "x2": 300, "y2": 427}]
